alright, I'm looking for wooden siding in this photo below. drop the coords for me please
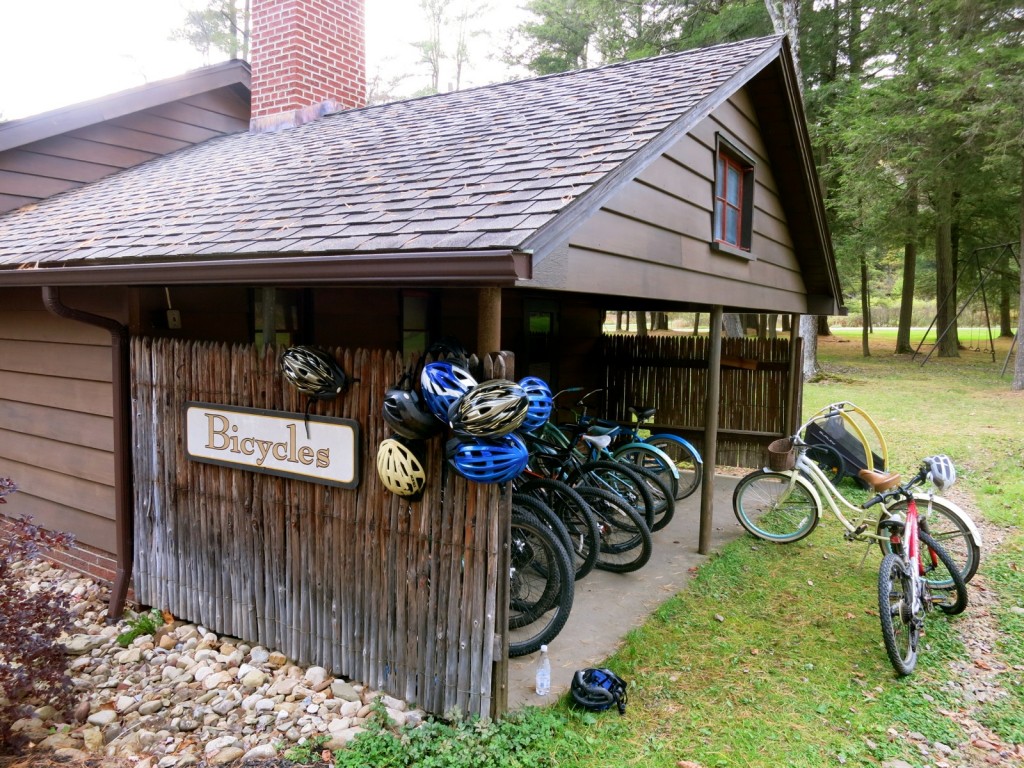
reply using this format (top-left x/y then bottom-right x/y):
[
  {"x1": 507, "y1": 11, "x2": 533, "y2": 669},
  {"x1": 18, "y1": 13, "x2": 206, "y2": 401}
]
[
  {"x1": 0, "y1": 305, "x2": 115, "y2": 549},
  {"x1": 0, "y1": 88, "x2": 249, "y2": 214},
  {"x1": 540, "y1": 87, "x2": 809, "y2": 314},
  {"x1": 603, "y1": 334, "x2": 797, "y2": 468},
  {"x1": 131, "y1": 338, "x2": 509, "y2": 718}
]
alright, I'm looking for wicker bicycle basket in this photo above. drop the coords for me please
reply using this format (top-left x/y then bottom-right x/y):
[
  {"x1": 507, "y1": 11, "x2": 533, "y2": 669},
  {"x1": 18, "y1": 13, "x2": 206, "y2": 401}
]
[{"x1": 767, "y1": 438, "x2": 796, "y2": 471}]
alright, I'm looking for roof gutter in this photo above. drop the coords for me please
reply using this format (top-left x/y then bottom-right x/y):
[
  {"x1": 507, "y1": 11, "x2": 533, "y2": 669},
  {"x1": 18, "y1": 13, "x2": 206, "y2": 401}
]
[
  {"x1": 0, "y1": 249, "x2": 532, "y2": 288},
  {"x1": 41, "y1": 287, "x2": 132, "y2": 621}
]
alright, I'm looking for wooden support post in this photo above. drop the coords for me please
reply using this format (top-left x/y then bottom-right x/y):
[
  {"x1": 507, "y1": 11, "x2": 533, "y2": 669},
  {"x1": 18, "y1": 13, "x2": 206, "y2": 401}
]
[
  {"x1": 261, "y1": 287, "x2": 276, "y2": 347},
  {"x1": 698, "y1": 305, "x2": 723, "y2": 555},
  {"x1": 477, "y1": 287, "x2": 502, "y2": 359},
  {"x1": 786, "y1": 313, "x2": 802, "y2": 436}
]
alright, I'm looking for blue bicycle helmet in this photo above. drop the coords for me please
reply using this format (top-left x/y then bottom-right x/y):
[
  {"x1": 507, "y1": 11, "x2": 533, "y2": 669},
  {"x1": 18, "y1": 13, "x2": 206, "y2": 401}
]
[
  {"x1": 420, "y1": 362, "x2": 477, "y2": 420},
  {"x1": 517, "y1": 376, "x2": 554, "y2": 433},
  {"x1": 448, "y1": 379, "x2": 529, "y2": 438},
  {"x1": 446, "y1": 434, "x2": 528, "y2": 484}
]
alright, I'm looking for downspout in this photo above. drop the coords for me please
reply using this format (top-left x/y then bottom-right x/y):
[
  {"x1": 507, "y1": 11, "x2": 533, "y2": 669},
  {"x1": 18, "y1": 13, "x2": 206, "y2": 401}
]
[{"x1": 41, "y1": 287, "x2": 132, "y2": 620}]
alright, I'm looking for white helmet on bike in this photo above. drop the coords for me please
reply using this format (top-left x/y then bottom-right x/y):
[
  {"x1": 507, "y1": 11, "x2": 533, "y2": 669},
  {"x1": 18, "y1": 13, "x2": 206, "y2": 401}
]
[{"x1": 925, "y1": 455, "x2": 956, "y2": 491}]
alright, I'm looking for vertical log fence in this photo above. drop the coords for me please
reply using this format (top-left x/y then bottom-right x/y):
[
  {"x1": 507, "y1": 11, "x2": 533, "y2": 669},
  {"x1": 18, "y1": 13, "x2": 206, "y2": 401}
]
[
  {"x1": 131, "y1": 338, "x2": 510, "y2": 718},
  {"x1": 603, "y1": 334, "x2": 799, "y2": 467}
]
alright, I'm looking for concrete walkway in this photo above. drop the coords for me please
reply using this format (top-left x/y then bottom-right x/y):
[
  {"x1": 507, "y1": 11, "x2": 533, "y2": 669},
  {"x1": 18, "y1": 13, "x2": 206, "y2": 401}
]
[{"x1": 508, "y1": 474, "x2": 744, "y2": 708}]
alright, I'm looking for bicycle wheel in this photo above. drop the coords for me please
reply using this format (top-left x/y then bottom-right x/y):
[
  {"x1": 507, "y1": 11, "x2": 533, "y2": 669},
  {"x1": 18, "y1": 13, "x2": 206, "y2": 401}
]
[
  {"x1": 568, "y1": 460, "x2": 655, "y2": 530},
  {"x1": 508, "y1": 509, "x2": 575, "y2": 658},
  {"x1": 647, "y1": 435, "x2": 703, "y2": 500},
  {"x1": 878, "y1": 496, "x2": 980, "y2": 584},
  {"x1": 732, "y1": 469, "x2": 820, "y2": 543},
  {"x1": 878, "y1": 552, "x2": 919, "y2": 676},
  {"x1": 512, "y1": 492, "x2": 573, "y2": 562},
  {"x1": 517, "y1": 478, "x2": 600, "y2": 581},
  {"x1": 628, "y1": 463, "x2": 676, "y2": 533},
  {"x1": 613, "y1": 443, "x2": 680, "y2": 501},
  {"x1": 576, "y1": 487, "x2": 653, "y2": 573},
  {"x1": 918, "y1": 531, "x2": 968, "y2": 616},
  {"x1": 804, "y1": 444, "x2": 844, "y2": 485}
]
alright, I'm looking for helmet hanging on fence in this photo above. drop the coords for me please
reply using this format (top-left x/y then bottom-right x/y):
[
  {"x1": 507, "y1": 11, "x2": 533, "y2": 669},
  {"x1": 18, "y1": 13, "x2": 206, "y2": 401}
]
[
  {"x1": 446, "y1": 433, "x2": 528, "y2": 484},
  {"x1": 280, "y1": 346, "x2": 349, "y2": 399},
  {"x1": 376, "y1": 437, "x2": 428, "y2": 499},
  {"x1": 448, "y1": 379, "x2": 529, "y2": 438},
  {"x1": 420, "y1": 362, "x2": 477, "y2": 420},
  {"x1": 383, "y1": 372, "x2": 442, "y2": 440},
  {"x1": 517, "y1": 376, "x2": 554, "y2": 433}
]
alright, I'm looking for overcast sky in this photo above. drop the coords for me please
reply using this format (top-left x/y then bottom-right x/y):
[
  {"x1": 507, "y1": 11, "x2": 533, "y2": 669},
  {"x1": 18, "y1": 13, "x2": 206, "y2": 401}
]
[{"x1": 0, "y1": 0, "x2": 529, "y2": 120}]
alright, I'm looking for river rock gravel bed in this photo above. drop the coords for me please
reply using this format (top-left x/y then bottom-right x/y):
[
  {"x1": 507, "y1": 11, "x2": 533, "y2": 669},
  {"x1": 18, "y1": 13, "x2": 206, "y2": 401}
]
[{"x1": 5, "y1": 558, "x2": 425, "y2": 767}]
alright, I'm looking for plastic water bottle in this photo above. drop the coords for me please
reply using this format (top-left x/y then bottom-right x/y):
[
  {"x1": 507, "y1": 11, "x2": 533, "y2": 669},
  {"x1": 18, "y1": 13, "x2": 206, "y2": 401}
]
[{"x1": 535, "y1": 644, "x2": 551, "y2": 696}]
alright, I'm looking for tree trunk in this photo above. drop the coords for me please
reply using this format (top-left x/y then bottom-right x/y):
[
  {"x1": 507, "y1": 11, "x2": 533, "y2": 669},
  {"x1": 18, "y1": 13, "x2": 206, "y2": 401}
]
[
  {"x1": 636, "y1": 311, "x2": 648, "y2": 337},
  {"x1": 692, "y1": 313, "x2": 700, "y2": 335},
  {"x1": 935, "y1": 190, "x2": 960, "y2": 357},
  {"x1": 895, "y1": 187, "x2": 918, "y2": 354},
  {"x1": 767, "y1": 314, "x2": 778, "y2": 338},
  {"x1": 1013, "y1": 155, "x2": 1024, "y2": 390},
  {"x1": 861, "y1": 254, "x2": 871, "y2": 357},
  {"x1": 722, "y1": 313, "x2": 745, "y2": 338},
  {"x1": 817, "y1": 316, "x2": 832, "y2": 336},
  {"x1": 800, "y1": 315, "x2": 819, "y2": 380},
  {"x1": 999, "y1": 280, "x2": 1013, "y2": 337}
]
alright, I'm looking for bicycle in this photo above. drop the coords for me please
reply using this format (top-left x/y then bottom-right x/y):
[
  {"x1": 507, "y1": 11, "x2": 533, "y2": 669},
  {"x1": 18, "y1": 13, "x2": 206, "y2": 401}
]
[
  {"x1": 563, "y1": 388, "x2": 704, "y2": 501},
  {"x1": 731, "y1": 427, "x2": 982, "y2": 586},
  {"x1": 508, "y1": 504, "x2": 575, "y2": 657},
  {"x1": 869, "y1": 474, "x2": 968, "y2": 675}
]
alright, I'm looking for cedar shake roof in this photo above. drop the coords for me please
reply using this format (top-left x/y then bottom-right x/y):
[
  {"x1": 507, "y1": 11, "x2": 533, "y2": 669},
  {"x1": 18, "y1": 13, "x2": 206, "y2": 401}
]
[{"x1": 0, "y1": 35, "x2": 836, "y2": 303}]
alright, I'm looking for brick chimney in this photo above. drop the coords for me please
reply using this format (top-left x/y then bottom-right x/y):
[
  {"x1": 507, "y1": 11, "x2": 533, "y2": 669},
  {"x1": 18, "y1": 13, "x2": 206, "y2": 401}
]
[{"x1": 249, "y1": 0, "x2": 366, "y2": 132}]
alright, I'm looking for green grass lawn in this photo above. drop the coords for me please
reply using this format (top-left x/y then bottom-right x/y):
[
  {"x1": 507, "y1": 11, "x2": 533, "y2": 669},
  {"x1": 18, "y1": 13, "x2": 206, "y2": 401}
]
[{"x1": 544, "y1": 329, "x2": 1024, "y2": 768}]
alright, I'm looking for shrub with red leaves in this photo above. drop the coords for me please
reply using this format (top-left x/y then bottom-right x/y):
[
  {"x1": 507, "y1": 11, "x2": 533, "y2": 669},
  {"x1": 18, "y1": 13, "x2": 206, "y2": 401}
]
[{"x1": 0, "y1": 479, "x2": 77, "y2": 753}]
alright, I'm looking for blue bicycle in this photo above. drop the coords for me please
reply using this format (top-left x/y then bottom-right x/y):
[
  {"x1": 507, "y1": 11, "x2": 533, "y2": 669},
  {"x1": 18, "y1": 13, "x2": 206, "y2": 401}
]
[{"x1": 562, "y1": 388, "x2": 704, "y2": 502}]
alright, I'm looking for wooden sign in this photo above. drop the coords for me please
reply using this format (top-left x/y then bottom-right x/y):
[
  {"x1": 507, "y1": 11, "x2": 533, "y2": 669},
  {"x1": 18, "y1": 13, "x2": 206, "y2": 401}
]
[{"x1": 185, "y1": 402, "x2": 360, "y2": 488}]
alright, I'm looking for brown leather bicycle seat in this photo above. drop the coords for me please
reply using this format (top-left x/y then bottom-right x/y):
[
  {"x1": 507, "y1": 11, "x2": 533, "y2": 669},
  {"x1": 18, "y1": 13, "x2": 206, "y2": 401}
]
[{"x1": 858, "y1": 469, "x2": 901, "y2": 492}]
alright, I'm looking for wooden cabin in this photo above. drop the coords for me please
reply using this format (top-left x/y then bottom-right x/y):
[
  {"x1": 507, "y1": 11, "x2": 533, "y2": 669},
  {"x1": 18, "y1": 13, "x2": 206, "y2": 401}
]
[{"x1": 0, "y1": 0, "x2": 841, "y2": 718}]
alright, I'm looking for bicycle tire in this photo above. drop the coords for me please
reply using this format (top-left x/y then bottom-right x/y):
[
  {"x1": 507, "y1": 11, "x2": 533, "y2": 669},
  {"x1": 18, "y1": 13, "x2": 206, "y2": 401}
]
[
  {"x1": 613, "y1": 443, "x2": 680, "y2": 501},
  {"x1": 804, "y1": 444, "x2": 844, "y2": 485},
  {"x1": 918, "y1": 531, "x2": 968, "y2": 616},
  {"x1": 568, "y1": 460, "x2": 655, "y2": 530},
  {"x1": 512, "y1": 492, "x2": 573, "y2": 563},
  {"x1": 627, "y1": 463, "x2": 676, "y2": 533},
  {"x1": 575, "y1": 487, "x2": 653, "y2": 573},
  {"x1": 878, "y1": 496, "x2": 980, "y2": 584},
  {"x1": 732, "y1": 469, "x2": 820, "y2": 543},
  {"x1": 878, "y1": 552, "x2": 919, "y2": 676},
  {"x1": 516, "y1": 478, "x2": 600, "y2": 581},
  {"x1": 508, "y1": 509, "x2": 575, "y2": 658},
  {"x1": 646, "y1": 435, "x2": 703, "y2": 500}
]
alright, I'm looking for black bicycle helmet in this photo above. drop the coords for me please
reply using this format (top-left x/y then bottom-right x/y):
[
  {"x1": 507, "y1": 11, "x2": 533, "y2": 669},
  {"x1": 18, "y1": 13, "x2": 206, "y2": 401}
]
[
  {"x1": 280, "y1": 346, "x2": 349, "y2": 399},
  {"x1": 570, "y1": 668, "x2": 628, "y2": 715},
  {"x1": 376, "y1": 437, "x2": 428, "y2": 499},
  {"x1": 383, "y1": 372, "x2": 442, "y2": 440},
  {"x1": 446, "y1": 433, "x2": 529, "y2": 484},
  {"x1": 427, "y1": 337, "x2": 470, "y2": 369},
  {"x1": 448, "y1": 379, "x2": 529, "y2": 438}
]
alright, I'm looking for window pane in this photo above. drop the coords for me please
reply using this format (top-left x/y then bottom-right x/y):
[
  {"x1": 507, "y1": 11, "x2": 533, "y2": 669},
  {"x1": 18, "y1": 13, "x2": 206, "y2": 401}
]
[
  {"x1": 726, "y1": 166, "x2": 741, "y2": 206},
  {"x1": 714, "y1": 200, "x2": 723, "y2": 240},
  {"x1": 726, "y1": 207, "x2": 739, "y2": 244},
  {"x1": 716, "y1": 157, "x2": 725, "y2": 196}
]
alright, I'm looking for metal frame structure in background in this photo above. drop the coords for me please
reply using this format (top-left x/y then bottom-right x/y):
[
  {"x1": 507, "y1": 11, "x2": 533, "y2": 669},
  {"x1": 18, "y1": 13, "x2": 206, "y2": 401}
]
[{"x1": 913, "y1": 243, "x2": 1020, "y2": 368}]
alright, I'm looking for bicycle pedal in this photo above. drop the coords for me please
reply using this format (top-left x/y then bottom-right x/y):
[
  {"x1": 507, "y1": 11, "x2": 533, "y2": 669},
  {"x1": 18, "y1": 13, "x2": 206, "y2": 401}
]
[{"x1": 844, "y1": 524, "x2": 868, "y2": 542}]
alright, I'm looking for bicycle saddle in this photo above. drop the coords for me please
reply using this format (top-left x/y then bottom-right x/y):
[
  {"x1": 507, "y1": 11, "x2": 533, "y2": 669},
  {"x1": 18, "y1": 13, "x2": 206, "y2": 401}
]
[
  {"x1": 581, "y1": 433, "x2": 613, "y2": 450},
  {"x1": 627, "y1": 406, "x2": 657, "y2": 422},
  {"x1": 858, "y1": 469, "x2": 901, "y2": 492}
]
